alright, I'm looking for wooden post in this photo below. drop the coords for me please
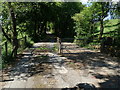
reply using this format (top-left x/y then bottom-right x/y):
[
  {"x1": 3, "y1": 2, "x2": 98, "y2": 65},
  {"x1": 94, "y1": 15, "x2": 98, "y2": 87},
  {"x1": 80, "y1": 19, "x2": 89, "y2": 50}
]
[
  {"x1": 100, "y1": 38, "x2": 105, "y2": 53},
  {"x1": 57, "y1": 37, "x2": 62, "y2": 54},
  {"x1": 5, "y1": 42, "x2": 7, "y2": 56}
]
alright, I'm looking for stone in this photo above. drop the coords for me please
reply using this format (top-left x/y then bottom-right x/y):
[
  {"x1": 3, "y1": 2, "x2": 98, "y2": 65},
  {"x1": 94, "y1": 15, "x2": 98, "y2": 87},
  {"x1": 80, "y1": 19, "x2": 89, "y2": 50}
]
[
  {"x1": 20, "y1": 74, "x2": 26, "y2": 77},
  {"x1": 23, "y1": 65, "x2": 29, "y2": 68}
]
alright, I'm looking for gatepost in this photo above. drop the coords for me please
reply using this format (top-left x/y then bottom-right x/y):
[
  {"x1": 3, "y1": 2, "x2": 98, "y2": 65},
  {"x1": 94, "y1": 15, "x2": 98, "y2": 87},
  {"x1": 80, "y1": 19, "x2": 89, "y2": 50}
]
[{"x1": 57, "y1": 37, "x2": 62, "y2": 54}]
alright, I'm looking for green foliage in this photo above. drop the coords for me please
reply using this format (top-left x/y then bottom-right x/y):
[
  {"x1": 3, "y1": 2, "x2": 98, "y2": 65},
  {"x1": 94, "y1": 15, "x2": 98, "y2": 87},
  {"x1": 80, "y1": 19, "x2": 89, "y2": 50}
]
[
  {"x1": 72, "y1": 2, "x2": 120, "y2": 57},
  {"x1": 73, "y1": 2, "x2": 111, "y2": 46},
  {"x1": 36, "y1": 47, "x2": 48, "y2": 51},
  {"x1": 25, "y1": 41, "x2": 34, "y2": 48},
  {"x1": 1, "y1": 2, "x2": 120, "y2": 66},
  {"x1": 54, "y1": 2, "x2": 84, "y2": 38},
  {"x1": 93, "y1": 19, "x2": 119, "y2": 37},
  {"x1": 36, "y1": 44, "x2": 58, "y2": 52},
  {"x1": 52, "y1": 44, "x2": 58, "y2": 52},
  {"x1": 2, "y1": 48, "x2": 14, "y2": 64},
  {"x1": 72, "y1": 6, "x2": 96, "y2": 46}
]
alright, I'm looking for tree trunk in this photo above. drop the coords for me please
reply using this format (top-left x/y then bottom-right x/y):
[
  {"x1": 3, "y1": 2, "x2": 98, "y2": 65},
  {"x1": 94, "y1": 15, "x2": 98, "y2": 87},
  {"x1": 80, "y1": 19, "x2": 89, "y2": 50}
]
[
  {"x1": 40, "y1": 21, "x2": 46, "y2": 35},
  {"x1": 8, "y1": 2, "x2": 18, "y2": 59},
  {"x1": 43, "y1": 24, "x2": 47, "y2": 35},
  {"x1": 99, "y1": 3, "x2": 104, "y2": 40},
  {"x1": 37, "y1": 22, "x2": 40, "y2": 34},
  {"x1": 34, "y1": 20, "x2": 37, "y2": 36},
  {"x1": 99, "y1": 19, "x2": 104, "y2": 40}
]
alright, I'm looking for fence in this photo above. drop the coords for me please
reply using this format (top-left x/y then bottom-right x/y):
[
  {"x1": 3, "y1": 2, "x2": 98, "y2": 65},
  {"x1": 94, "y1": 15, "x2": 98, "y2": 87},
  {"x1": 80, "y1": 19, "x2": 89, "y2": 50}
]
[
  {"x1": 59, "y1": 37, "x2": 120, "y2": 57},
  {"x1": 56, "y1": 38, "x2": 101, "y2": 54}
]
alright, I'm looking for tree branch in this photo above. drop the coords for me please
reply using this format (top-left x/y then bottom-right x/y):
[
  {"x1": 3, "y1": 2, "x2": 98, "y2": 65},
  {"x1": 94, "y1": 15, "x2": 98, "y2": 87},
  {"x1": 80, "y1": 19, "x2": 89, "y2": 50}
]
[{"x1": 1, "y1": 26, "x2": 12, "y2": 43}]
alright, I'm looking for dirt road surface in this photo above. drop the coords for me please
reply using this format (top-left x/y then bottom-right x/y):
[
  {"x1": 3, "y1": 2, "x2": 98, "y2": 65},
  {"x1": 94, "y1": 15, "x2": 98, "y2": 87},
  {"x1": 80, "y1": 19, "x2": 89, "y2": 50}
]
[{"x1": 1, "y1": 42, "x2": 120, "y2": 89}]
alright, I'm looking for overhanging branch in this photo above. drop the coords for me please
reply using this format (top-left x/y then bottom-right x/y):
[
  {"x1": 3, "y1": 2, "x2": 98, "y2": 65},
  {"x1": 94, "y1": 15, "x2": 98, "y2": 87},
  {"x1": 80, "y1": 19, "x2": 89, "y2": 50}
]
[{"x1": 1, "y1": 26, "x2": 12, "y2": 43}]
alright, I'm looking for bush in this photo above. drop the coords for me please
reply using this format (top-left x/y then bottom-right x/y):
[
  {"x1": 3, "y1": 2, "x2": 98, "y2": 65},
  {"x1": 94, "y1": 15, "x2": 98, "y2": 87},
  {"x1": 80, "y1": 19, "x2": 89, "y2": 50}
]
[
  {"x1": 25, "y1": 37, "x2": 34, "y2": 48},
  {"x1": 25, "y1": 41, "x2": 33, "y2": 48},
  {"x1": 2, "y1": 50, "x2": 15, "y2": 69}
]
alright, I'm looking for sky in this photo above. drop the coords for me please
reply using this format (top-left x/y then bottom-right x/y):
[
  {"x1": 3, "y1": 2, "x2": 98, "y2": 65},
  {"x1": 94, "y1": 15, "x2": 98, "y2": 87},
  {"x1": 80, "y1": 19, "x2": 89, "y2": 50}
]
[
  {"x1": 80, "y1": 0, "x2": 88, "y2": 4},
  {"x1": 80, "y1": 0, "x2": 119, "y2": 20},
  {"x1": 80, "y1": 0, "x2": 120, "y2": 4}
]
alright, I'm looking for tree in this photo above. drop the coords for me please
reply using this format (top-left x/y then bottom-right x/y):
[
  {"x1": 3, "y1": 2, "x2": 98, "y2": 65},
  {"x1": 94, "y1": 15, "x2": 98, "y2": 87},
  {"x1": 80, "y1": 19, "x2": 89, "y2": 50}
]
[
  {"x1": 72, "y1": 6, "x2": 96, "y2": 45},
  {"x1": 73, "y1": 2, "x2": 110, "y2": 45},
  {"x1": 1, "y1": 2, "x2": 19, "y2": 59},
  {"x1": 8, "y1": 2, "x2": 18, "y2": 58},
  {"x1": 91, "y1": 2, "x2": 110, "y2": 40},
  {"x1": 53, "y1": 2, "x2": 83, "y2": 38}
]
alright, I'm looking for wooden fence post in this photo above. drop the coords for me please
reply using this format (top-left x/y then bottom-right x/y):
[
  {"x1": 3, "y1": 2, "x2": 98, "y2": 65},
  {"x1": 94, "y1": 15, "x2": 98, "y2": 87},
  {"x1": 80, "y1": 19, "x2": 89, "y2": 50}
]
[{"x1": 57, "y1": 37, "x2": 62, "y2": 54}]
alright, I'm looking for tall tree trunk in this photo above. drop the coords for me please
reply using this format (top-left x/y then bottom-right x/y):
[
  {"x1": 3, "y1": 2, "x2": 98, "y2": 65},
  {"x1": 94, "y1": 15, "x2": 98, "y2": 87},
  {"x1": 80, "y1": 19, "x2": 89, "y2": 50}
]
[
  {"x1": 99, "y1": 3, "x2": 104, "y2": 40},
  {"x1": 99, "y1": 18, "x2": 104, "y2": 40},
  {"x1": 37, "y1": 22, "x2": 40, "y2": 34},
  {"x1": 43, "y1": 23, "x2": 47, "y2": 35},
  {"x1": 8, "y1": 2, "x2": 18, "y2": 59},
  {"x1": 34, "y1": 20, "x2": 37, "y2": 35},
  {"x1": 40, "y1": 21, "x2": 46, "y2": 35}
]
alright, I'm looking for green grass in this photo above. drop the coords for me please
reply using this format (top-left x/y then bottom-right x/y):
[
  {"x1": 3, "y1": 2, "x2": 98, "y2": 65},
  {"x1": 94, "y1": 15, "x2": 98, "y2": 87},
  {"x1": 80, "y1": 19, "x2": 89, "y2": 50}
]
[
  {"x1": 0, "y1": 56, "x2": 2, "y2": 70},
  {"x1": 36, "y1": 47, "x2": 48, "y2": 50},
  {"x1": 0, "y1": 32, "x2": 2, "y2": 39},
  {"x1": 1, "y1": 32, "x2": 34, "y2": 68},
  {"x1": 104, "y1": 19, "x2": 119, "y2": 33},
  {"x1": 82, "y1": 19, "x2": 119, "y2": 50},
  {"x1": 36, "y1": 44, "x2": 58, "y2": 52},
  {"x1": 94, "y1": 19, "x2": 119, "y2": 37}
]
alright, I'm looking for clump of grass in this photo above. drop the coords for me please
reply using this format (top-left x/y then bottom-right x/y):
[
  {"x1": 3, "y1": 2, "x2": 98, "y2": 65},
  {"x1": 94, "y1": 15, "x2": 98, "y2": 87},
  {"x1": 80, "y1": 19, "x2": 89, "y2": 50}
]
[
  {"x1": 36, "y1": 44, "x2": 59, "y2": 52},
  {"x1": 36, "y1": 47, "x2": 48, "y2": 50}
]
